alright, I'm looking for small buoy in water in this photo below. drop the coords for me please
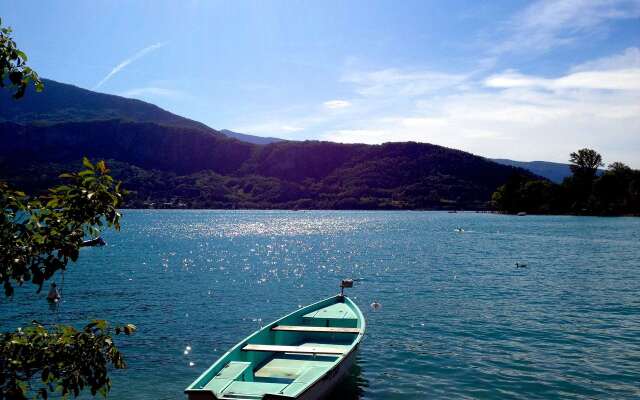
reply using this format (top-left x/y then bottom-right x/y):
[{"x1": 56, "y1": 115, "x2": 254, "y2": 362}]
[
  {"x1": 189, "y1": 361, "x2": 195, "y2": 367},
  {"x1": 370, "y1": 301, "x2": 382, "y2": 311},
  {"x1": 186, "y1": 345, "x2": 192, "y2": 351}
]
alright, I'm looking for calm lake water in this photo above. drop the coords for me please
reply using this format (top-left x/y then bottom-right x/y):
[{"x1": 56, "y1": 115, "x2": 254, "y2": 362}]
[{"x1": 3, "y1": 210, "x2": 640, "y2": 399}]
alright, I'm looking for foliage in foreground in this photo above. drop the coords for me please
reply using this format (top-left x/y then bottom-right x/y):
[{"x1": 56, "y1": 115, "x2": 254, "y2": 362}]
[
  {"x1": 0, "y1": 321, "x2": 136, "y2": 400},
  {"x1": 0, "y1": 18, "x2": 42, "y2": 99},
  {"x1": 492, "y1": 149, "x2": 640, "y2": 215},
  {"x1": 0, "y1": 157, "x2": 124, "y2": 296},
  {"x1": 1, "y1": 19, "x2": 133, "y2": 399},
  {"x1": 0, "y1": 158, "x2": 131, "y2": 399}
]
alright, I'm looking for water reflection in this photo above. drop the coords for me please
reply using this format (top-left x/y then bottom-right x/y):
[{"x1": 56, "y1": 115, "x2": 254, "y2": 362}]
[
  {"x1": 5, "y1": 211, "x2": 640, "y2": 399},
  {"x1": 327, "y1": 360, "x2": 367, "y2": 400}
]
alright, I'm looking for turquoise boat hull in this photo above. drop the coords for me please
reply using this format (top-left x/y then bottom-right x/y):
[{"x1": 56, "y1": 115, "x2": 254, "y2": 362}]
[{"x1": 185, "y1": 295, "x2": 365, "y2": 400}]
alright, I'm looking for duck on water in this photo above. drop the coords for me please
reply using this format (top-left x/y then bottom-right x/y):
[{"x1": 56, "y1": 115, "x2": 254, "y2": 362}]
[{"x1": 185, "y1": 280, "x2": 365, "y2": 400}]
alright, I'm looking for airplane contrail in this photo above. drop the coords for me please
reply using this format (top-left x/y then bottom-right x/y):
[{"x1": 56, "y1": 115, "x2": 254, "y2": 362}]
[{"x1": 94, "y1": 41, "x2": 168, "y2": 90}]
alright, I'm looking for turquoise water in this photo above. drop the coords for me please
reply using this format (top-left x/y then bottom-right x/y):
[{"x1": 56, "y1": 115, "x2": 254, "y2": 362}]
[{"x1": 3, "y1": 210, "x2": 640, "y2": 399}]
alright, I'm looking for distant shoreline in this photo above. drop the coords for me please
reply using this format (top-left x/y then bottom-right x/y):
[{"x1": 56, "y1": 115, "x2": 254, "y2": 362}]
[{"x1": 118, "y1": 207, "x2": 638, "y2": 217}]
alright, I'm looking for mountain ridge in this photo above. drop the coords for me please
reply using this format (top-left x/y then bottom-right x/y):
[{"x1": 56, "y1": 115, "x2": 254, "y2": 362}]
[
  {"x1": 0, "y1": 78, "x2": 219, "y2": 134},
  {"x1": 0, "y1": 78, "x2": 539, "y2": 210},
  {"x1": 491, "y1": 158, "x2": 605, "y2": 183},
  {"x1": 219, "y1": 129, "x2": 284, "y2": 145},
  {"x1": 216, "y1": 130, "x2": 582, "y2": 183}
]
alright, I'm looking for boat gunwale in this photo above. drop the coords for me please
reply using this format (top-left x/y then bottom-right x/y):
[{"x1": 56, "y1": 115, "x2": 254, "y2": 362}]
[
  {"x1": 185, "y1": 294, "x2": 365, "y2": 399},
  {"x1": 277, "y1": 295, "x2": 365, "y2": 400}
]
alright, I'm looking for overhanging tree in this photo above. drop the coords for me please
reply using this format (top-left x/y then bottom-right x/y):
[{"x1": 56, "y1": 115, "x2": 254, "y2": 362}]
[
  {"x1": 0, "y1": 18, "x2": 42, "y2": 99},
  {"x1": 1, "y1": 18, "x2": 133, "y2": 399}
]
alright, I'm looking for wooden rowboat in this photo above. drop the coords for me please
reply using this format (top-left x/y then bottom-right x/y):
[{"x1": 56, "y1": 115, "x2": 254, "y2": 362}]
[{"x1": 185, "y1": 287, "x2": 365, "y2": 400}]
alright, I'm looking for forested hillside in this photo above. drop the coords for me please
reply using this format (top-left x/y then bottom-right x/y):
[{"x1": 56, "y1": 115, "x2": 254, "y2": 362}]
[{"x1": 0, "y1": 79, "x2": 535, "y2": 210}]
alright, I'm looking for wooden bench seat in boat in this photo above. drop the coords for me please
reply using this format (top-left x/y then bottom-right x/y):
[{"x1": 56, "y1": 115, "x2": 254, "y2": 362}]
[
  {"x1": 254, "y1": 356, "x2": 334, "y2": 380},
  {"x1": 302, "y1": 302, "x2": 356, "y2": 320},
  {"x1": 242, "y1": 344, "x2": 346, "y2": 355},
  {"x1": 271, "y1": 325, "x2": 360, "y2": 334},
  {"x1": 202, "y1": 361, "x2": 252, "y2": 392}
]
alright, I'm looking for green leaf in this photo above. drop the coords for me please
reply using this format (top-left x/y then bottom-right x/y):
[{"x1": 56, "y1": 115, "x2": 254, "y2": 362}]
[
  {"x1": 96, "y1": 160, "x2": 107, "y2": 174},
  {"x1": 0, "y1": 152, "x2": 128, "y2": 398},
  {"x1": 15, "y1": 49, "x2": 27, "y2": 61},
  {"x1": 82, "y1": 157, "x2": 94, "y2": 170}
]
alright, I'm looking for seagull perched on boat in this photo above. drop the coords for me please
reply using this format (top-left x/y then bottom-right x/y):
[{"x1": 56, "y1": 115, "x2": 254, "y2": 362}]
[{"x1": 515, "y1": 262, "x2": 527, "y2": 268}]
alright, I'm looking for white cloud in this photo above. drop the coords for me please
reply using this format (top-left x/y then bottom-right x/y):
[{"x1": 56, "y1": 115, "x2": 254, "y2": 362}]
[
  {"x1": 342, "y1": 68, "x2": 468, "y2": 97},
  {"x1": 120, "y1": 87, "x2": 185, "y2": 99},
  {"x1": 485, "y1": 68, "x2": 640, "y2": 91},
  {"x1": 323, "y1": 100, "x2": 352, "y2": 109},
  {"x1": 280, "y1": 125, "x2": 303, "y2": 133},
  {"x1": 572, "y1": 47, "x2": 640, "y2": 71},
  {"x1": 493, "y1": 0, "x2": 640, "y2": 54},
  {"x1": 323, "y1": 84, "x2": 640, "y2": 165},
  {"x1": 234, "y1": 47, "x2": 640, "y2": 167},
  {"x1": 324, "y1": 129, "x2": 390, "y2": 144},
  {"x1": 235, "y1": 121, "x2": 304, "y2": 137},
  {"x1": 94, "y1": 42, "x2": 168, "y2": 90},
  {"x1": 321, "y1": 48, "x2": 640, "y2": 167}
]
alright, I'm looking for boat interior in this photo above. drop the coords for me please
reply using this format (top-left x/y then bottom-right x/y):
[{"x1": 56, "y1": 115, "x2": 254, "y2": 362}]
[{"x1": 186, "y1": 296, "x2": 364, "y2": 399}]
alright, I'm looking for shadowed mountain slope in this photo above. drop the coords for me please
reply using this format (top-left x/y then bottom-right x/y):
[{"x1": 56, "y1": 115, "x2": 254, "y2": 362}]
[
  {"x1": 0, "y1": 79, "x2": 537, "y2": 209},
  {"x1": 0, "y1": 79, "x2": 215, "y2": 133}
]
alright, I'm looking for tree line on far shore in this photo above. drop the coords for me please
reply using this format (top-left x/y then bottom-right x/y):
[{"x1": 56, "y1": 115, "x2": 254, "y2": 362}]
[{"x1": 492, "y1": 148, "x2": 640, "y2": 216}]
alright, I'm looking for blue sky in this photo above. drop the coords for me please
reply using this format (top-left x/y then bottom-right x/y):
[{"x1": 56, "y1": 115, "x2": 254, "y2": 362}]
[{"x1": 2, "y1": 0, "x2": 639, "y2": 166}]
